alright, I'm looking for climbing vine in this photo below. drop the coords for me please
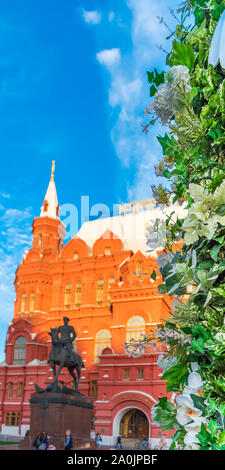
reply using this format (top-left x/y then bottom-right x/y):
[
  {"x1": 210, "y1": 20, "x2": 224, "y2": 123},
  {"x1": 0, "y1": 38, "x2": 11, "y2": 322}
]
[{"x1": 125, "y1": 0, "x2": 225, "y2": 450}]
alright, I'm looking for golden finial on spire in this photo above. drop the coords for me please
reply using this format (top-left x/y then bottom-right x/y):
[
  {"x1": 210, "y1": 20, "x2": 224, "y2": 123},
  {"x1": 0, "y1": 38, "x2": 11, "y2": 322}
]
[{"x1": 51, "y1": 160, "x2": 55, "y2": 181}]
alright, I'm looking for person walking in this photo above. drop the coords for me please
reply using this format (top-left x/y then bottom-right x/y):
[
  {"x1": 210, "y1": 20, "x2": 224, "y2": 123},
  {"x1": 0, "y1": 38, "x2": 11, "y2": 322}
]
[
  {"x1": 95, "y1": 433, "x2": 102, "y2": 449},
  {"x1": 64, "y1": 430, "x2": 73, "y2": 450},
  {"x1": 115, "y1": 435, "x2": 123, "y2": 449}
]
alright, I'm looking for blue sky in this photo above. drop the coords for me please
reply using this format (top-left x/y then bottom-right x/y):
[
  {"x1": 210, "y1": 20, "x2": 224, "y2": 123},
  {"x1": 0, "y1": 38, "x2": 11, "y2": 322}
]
[{"x1": 0, "y1": 0, "x2": 183, "y2": 360}]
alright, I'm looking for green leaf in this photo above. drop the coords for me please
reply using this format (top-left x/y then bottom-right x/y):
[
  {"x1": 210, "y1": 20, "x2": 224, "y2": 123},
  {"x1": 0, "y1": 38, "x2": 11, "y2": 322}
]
[
  {"x1": 154, "y1": 69, "x2": 165, "y2": 86},
  {"x1": 147, "y1": 71, "x2": 154, "y2": 83},
  {"x1": 218, "y1": 431, "x2": 225, "y2": 446},
  {"x1": 196, "y1": 423, "x2": 211, "y2": 447},
  {"x1": 150, "y1": 84, "x2": 157, "y2": 97},
  {"x1": 158, "y1": 284, "x2": 167, "y2": 294},
  {"x1": 190, "y1": 394, "x2": 206, "y2": 414},
  {"x1": 208, "y1": 418, "x2": 217, "y2": 439},
  {"x1": 157, "y1": 134, "x2": 177, "y2": 156},
  {"x1": 191, "y1": 337, "x2": 205, "y2": 354},
  {"x1": 169, "y1": 431, "x2": 181, "y2": 450},
  {"x1": 210, "y1": 244, "x2": 221, "y2": 261},
  {"x1": 170, "y1": 40, "x2": 195, "y2": 71}
]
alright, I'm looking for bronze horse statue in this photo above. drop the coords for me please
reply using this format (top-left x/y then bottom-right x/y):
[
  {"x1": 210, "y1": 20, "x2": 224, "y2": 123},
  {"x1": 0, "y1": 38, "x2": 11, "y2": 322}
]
[{"x1": 47, "y1": 328, "x2": 84, "y2": 392}]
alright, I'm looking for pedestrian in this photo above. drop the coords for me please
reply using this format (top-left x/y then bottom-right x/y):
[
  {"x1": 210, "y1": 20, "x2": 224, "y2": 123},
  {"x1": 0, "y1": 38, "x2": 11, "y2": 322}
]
[
  {"x1": 159, "y1": 434, "x2": 167, "y2": 450},
  {"x1": 115, "y1": 435, "x2": 122, "y2": 449},
  {"x1": 38, "y1": 431, "x2": 48, "y2": 450},
  {"x1": 32, "y1": 432, "x2": 42, "y2": 450},
  {"x1": 141, "y1": 435, "x2": 148, "y2": 448},
  {"x1": 33, "y1": 431, "x2": 48, "y2": 450},
  {"x1": 64, "y1": 429, "x2": 73, "y2": 450},
  {"x1": 95, "y1": 432, "x2": 102, "y2": 449}
]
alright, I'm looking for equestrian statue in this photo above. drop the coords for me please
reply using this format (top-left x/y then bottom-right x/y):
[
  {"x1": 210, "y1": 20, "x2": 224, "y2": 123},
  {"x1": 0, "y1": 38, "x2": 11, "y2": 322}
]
[{"x1": 36, "y1": 317, "x2": 84, "y2": 394}]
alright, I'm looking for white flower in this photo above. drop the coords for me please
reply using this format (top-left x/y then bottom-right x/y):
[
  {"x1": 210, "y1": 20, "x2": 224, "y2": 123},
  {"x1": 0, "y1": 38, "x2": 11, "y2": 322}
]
[
  {"x1": 184, "y1": 417, "x2": 208, "y2": 434},
  {"x1": 166, "y1": 65, "x2": 192, "y2": 97},
  {"x1": 184, "y1": 432, "x2": 200, "y2": 447},
  {"x1": 154, "y1": 84, "x2": 173, "y2": 124},
  {"x1": 157, "y1": 251, "x2": 174, "y2": 268},
  {"x1": 188, "y1": 371, "x2": 203, "y2": 389},
  {"x1": 157, "y1": 354, "x2": 178, "y2": 372},
  {"x1": 191, "y1": 362, "x2": 200, "y2": 372},
  {"x1": 176, "y1": 394, "x2": 202, "y2": 426},
  {"x1": 146, "y1": 219, "x2": 166, "y2": 251},
  {"x1": 181, "y1": 372, "x2": 205, "y2": 400}
]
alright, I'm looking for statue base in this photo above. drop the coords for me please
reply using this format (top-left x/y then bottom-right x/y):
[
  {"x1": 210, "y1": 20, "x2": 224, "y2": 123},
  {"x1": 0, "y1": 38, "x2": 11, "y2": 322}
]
[{"x1": 20, "y1": 389, "x2": 96, "y2": 450}]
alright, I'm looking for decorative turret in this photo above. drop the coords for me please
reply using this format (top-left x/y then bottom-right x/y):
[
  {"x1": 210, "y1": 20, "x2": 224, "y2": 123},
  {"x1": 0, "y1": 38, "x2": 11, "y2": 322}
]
[{"x1": 32, "y1": 161, "x2": 66, "y2": 252}]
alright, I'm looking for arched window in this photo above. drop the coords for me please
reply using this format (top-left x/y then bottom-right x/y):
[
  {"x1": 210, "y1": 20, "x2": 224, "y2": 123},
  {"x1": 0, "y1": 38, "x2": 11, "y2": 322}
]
[
  {"x1": 38, "y1": 234, "x2": 42, "y2": 246},
  {"x1": 126, "y1": 316, "x2": 145, "y2": 343},
  {"x1": 21, "y1": 293, "x2": 27, "y2": 313},
  {"x1": 30, "y1": 292, "x2": 35, "y2": 313},
  {"x1": 14, "y1": 336, "x2": 27, "y2": 365},
  {"x1": 8, "y1": 382, "x2": 13, "y2": 398},
  {"x1": 94, "y1": 329, "x2": 111, "y2": 363},
  {"x1": 96, "y1": 279, "x2": 104, "y2": 306},
  {"x1": 17, "y1": 382, "x2": 23, "y2": 398},
  {"x1": 108, "y1": 277, "x2": 115, "y2": 305},
  {"x1": 75, "y1": 282, "x2": 82, "y2": 308},
  {"x1": 73, "y1": 251, "x2": 79, "y2": 260},
  {"x1": 64, "y1": 283, "x2": 71, "y2": 310}
]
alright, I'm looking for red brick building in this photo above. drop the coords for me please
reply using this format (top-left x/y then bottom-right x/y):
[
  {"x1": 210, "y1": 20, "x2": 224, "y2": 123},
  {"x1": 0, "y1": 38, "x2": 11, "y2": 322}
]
[{"x1": 0, "y1": 163, "x2": 185, "y2": 446}]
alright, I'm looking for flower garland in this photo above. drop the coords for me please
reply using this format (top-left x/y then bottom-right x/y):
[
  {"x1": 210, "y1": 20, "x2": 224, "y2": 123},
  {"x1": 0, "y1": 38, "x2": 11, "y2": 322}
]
[{"x1": 124, "y1": 0, "x2": 225, "y2": 450}]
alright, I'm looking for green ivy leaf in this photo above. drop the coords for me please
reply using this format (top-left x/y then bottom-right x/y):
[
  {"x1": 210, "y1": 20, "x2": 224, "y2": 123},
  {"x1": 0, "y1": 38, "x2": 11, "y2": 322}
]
[
  {"x1": 191, "y1": 337, "x2": 205, "y2": 354},
  {"x1": 208, "y1": 418, "x2": 218, "y2": 439},
  {"x1": 170, "y1": 40, "x2": 195, "y2": 71},
  {"x1": 218, "y1": 431, "x2": 225, "y2": 446},
  {"x1": 157, "y1": 134, "x2": 178, "y2": 156},
  {"x1": 210, "y1": 244, "x2": 221, "y2": 261},
  {"x1": 190, "y1": 394, "x2": 206, "y2": 414}
]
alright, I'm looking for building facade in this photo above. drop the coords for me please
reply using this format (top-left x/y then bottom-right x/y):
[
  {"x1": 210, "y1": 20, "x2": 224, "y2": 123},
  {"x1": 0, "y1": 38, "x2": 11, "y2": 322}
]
[{"x1": 0, "y1": 164, "x2": 186, "y2": 445}]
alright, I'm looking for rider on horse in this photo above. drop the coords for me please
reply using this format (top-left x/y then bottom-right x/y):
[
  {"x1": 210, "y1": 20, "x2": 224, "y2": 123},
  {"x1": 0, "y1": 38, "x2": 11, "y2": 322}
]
[{"x1": 57, "y1": 317, "x2": 77, "y2": 362}]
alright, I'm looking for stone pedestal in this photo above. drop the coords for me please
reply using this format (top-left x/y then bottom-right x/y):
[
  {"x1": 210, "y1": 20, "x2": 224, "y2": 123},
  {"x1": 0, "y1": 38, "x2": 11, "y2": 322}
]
[{"x1": 20, "y1": 389, "x2": 96, "y2": 450}]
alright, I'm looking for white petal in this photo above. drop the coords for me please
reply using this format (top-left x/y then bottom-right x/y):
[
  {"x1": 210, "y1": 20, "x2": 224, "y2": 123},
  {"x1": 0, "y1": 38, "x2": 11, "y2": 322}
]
[
  {"x1": 219, "y1": 11, "x2": 225, "y2": 69},
  {"x1": 191, "y1": 362, "x2": 199, "y2": 372},
  {"x1": 176, "y1": 394, "x2": 193, "y2": 407},
  {"x1": 184, "y1": 432, "x2": 200, "y2": 446},
  {"x1": 188, "y1": 372, "x2": 203, "y2": 389},
  {"x1": 184, "y1": 422, "x2": 201, "y2": 433},
  {"x1": 209, "y1": 10, "x2": 225, "y2": 67},
  {"x1": 176, "y1": 408, "x2": 192, "y2": 426}
]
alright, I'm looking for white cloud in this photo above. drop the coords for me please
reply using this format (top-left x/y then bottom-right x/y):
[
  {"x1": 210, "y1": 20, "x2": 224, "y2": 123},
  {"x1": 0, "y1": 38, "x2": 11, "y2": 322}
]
[
  {"x1": 0, "y1": 192, "x2": 10, "y2": 199},
  {"x1": 0, "y1": 204, "x2": 33, "y2": 360},
  {"x1": 96, "y1": 48, "x2": 121, "y2": 68},
  {"x1": 1, "y1": 207, "x2": 32, "y2": 225},
  {"x1": 96, "y1": 0, "x2": 180, "y2": 201},
  {"x1": 82, "y1": 10, "x2": 102, "y2": 25}
]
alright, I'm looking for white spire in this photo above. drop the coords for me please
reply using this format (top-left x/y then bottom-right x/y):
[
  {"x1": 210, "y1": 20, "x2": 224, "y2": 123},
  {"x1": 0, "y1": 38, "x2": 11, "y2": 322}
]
[{"x1": 40, "y1": 161, "x2": 60, "y2": 219}]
